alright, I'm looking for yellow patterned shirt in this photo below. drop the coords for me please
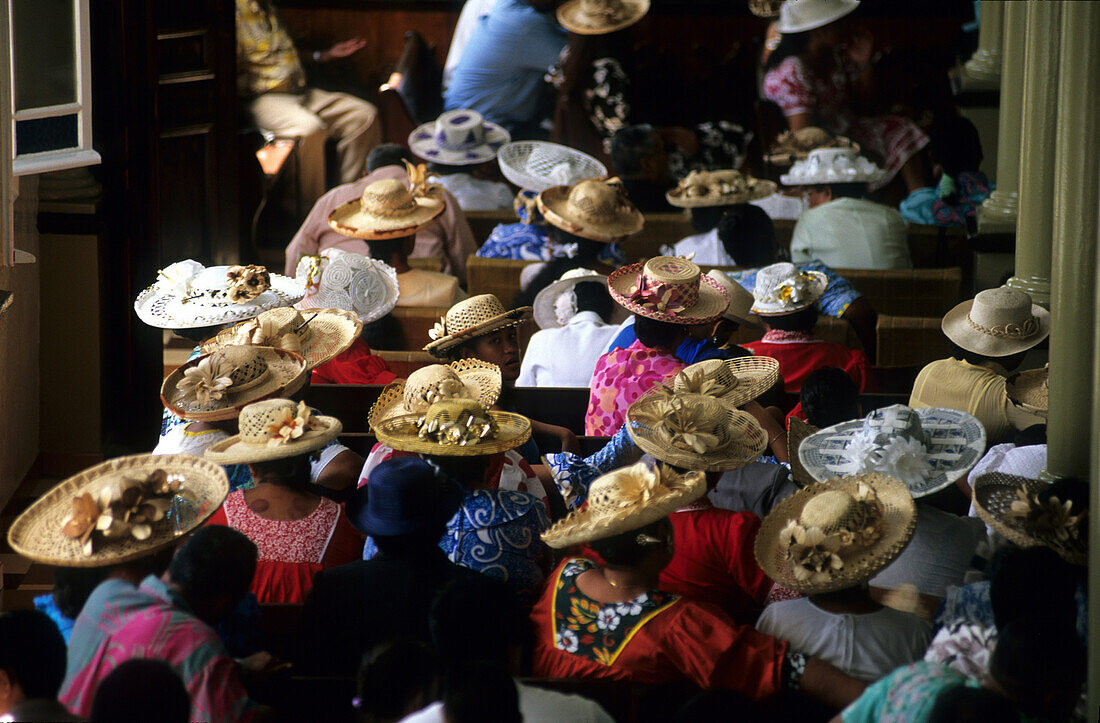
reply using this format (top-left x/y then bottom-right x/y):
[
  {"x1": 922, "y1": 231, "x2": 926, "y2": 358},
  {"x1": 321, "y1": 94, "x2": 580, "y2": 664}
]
[{"x1": 236, "y1": 0, "x2": 306, "y2": 97}]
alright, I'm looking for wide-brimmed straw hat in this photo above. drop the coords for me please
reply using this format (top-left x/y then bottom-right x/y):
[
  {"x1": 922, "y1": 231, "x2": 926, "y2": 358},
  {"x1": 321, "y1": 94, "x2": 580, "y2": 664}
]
[
  {"x1": 202, "y1": 306, "x2": 361, "y2": 370},
  {"x1": 346, "y1": 457, "x2": 465, "y2": 538},
  {"x1": 972, "y1": 472, "x2": 1087, "y2": 566},
  {"x1": 542, "y1": 462, "x2": 705, "y2": 549},
  {"x1": 705, "y1": 270, "x2": 759, "y2": 327},
  {"x1": 423, "y1": 294, "x2": 532, "y2": 357},
  {"x1": 557, "y1": 0, "x2": 650, "y2": 35},
  {"x1": 294, "y1": 250, "x2": 400, "y2": 325},
  {"x1": 608, "y1": 256, "x2": 729, "y2": 324},
  {"x1": 7, "y1": 454, "x2": 228, "y2": 567},
  {"x1": 368, "y1": 359, "x2": 502, "y2": 428},
  {"x1": 776, "y1": 0, "x2": 860, "y2": 34},
  {"x1": 656, "y1": 356, "x2": 779, "y2": 408},
  {"x1": 749, "y1": 262, "x2": 827, "y2": 316},
  {"x1": 134, "y1": 260, "x2": 305, "y2": 330},
  {"x1": 941, "y1": 287, "x2": 1051, "y2": 357},
  {"x1": 498, "y1": 141, "x2": 608, "y2": 193},
  {"x1": 627, "y1": 392, "x2": 768, "y2": 473},
  {"x1": 161, "y1": 345, "x2": 308, "y2": 422},
  {"x1": 780, "y1": 148, "x2": 886, "y2": 187},
  {"x1": 666, "y1": 169, "x2": 777, "y2": 208},
  {"x1": 754, "y1": 473, "x2": 916, "y2": 595},
  {"x1": 1007, "y1": 364, "x2": 1048, "y2": 419},
  {"x1": 799, "y1": 404, "x2": 987, "y2": 498},
  {"x1": 329, "y1": 163, "x2": 446, "y2": 240},
  {"x1": 537, "y1": 178, "x2": 644, "y2": 243},
  {"x1": 204, "y1": 399, "x2": 342, "y2": 464},
  {"x1": 373, "y1": 398, "x2": 531, "y2": 458},
  {"x1": 533, "y1": 268, "x2": 628, "y2": 329},
  {"x1": 766, "y1": 127, "x2": 860, "y2": 167},
  {"x1": 408, "y1": 109, "x2": 511, "y2": 166}
]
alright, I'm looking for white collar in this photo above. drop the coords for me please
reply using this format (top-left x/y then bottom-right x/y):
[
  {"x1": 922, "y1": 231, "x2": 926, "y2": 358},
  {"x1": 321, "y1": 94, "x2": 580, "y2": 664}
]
[{"x1": 565, "y1": 310, "x2": 607, "y2": 326}]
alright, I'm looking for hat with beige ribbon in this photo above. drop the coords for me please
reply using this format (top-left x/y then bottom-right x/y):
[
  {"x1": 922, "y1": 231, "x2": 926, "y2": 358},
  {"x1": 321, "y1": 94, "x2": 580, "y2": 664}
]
[
  {"x1": 368, "y1": 359, "x2": 502, "y2": 428},
  {"x1": 666, "y1": 169, "x2": 777, "y2": 208},
  {"x1": 329, "y1": 162, "x2": 446, "y2": 240},
  {"x1": 750, "y1": 261, "x2": 827, "y2": 316},
  {"x1": 373, "y1": 397, "x2": 532, "y2": 458},
  {"x1": 423, "y1": 294, "x2": 532, "y2": 357},
  {"x1": 608, "y1": 256, "x2": 730, "y2": 324},
  {"x1": 202, "y1": 306, "x2": 361, "y2": 370},
  {"x1": 941, "y1": 287, "x2": 1051, "y2": 357},
  {"x1": 204, "y1": 399, "x2": 342, "y2": 465},
  {"x1": 537, "y1": 178, "x2": 644, "y2": 243},
  {"x1": 557, "y1": 0, "x2": 650, "y2": 35}
]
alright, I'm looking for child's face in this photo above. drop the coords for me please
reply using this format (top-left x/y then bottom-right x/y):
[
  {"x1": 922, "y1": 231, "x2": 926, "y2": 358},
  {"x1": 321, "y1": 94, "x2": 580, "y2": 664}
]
[{"x1": 462, "y1": 327, "x2": 521, "y2": 381}]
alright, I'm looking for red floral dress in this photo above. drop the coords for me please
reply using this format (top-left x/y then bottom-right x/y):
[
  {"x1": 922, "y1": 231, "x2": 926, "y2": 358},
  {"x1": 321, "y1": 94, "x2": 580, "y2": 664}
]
[{"x1": 585, "y1": 340, "x2": 686, "y2": 436}]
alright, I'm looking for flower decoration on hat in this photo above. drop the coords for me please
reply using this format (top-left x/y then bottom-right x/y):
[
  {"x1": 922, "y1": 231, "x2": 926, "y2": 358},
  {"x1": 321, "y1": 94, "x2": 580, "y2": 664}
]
[
  {"x1": 779, "y1": 482, "x2": 885, "y2": 584},
  {"x1": 234, "y1": 314, "x2": 304, "y2": 354},
  {"x1": 298, "y1": 255, "x2": 323, "y2": 292},
  {"x1": 627, "y1": 272, "x2": 688, "y2": 314},
  {"x1": 403, "y1": 160, "x2": 439, "y2": 198},
  {"x1": 177, "y1": 355, "x2": 235, "y2": 407},
  {"x1": 416, "y1": 398, "x2": 497, "y2": 447},
  {"x1": 267, "y1": 401, "x2": 317, "y2": 446},
  {"x1": 428, "y1": 317, "x2": 448, "y2": 341},
  {"x1": 780, "y1": 521, "x2": 843, "y2": 584},
  {"x1": 155, "y1": 260, "x2": 204, "y2": 298},
  {"x1": 226, "y1": 265, "x2": 271, "y2": 303},
  {"x1": 630, "y1": 394, "x2": 721, "y2": 455},
  {"x1": 665, "y1": 365, "x2": 735, "y2": 399},
  {"x1": 845, "y1": 412, "x2": 933, "y2": 489},
  {"x1": 1009, "y1": 487, "x2": 1086, "y2": 552}
]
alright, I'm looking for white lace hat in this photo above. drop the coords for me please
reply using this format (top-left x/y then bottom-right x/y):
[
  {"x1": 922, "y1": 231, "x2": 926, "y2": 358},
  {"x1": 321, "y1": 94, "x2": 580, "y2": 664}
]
[
  {"x1": 408, "y1": 109, "x2": 511, "y2": 166},
  {"x1": 749, "y1": 262, "x2": 827, "y2": 316},
  {"x1": 294, "y1": 250, "x2": 400, "y2": 325},
  {"x1": 780, "y1": 147, "x2": 886, "y2": 187},
  {"x1": 498, "y1": 141, "x2": 608, "y2": 193},
  {"x1": 533, "y1": 268, "x2": 626, "y2": 329},
  {"x1": 776, "y1": 0, "x2": 860, "y2": 34}
]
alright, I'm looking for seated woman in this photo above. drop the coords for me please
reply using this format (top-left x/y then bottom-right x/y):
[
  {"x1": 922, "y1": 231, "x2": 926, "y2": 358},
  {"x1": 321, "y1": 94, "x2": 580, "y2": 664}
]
[
  {"x1": 900, "y1": 115, "x2": 992, "y2": 228},
  {"x1": 203, "y1": 399, "x2": 364, "y2": 603}
]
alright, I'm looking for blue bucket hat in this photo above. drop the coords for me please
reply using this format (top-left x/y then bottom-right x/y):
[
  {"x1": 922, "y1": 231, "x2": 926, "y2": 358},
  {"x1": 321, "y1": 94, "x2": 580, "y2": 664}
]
[{"x1": 347, "y1": 457, "x2": 465, "y2": 537}]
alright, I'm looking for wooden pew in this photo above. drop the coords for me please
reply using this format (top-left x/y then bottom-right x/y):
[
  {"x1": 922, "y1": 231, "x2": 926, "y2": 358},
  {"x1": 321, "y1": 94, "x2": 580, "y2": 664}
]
[
  {"x1": 875, "y1": 315, "x2": 952, "y2": 369},
  {"x1": 835, "y1": 267, "x2": 963, "y2": 317},
  {"x1": 379, "y1": 306, "x2": 450, "y2": 351},
  {"x1": 375, "y1": 349, "x2": 437, "y2": 378}
]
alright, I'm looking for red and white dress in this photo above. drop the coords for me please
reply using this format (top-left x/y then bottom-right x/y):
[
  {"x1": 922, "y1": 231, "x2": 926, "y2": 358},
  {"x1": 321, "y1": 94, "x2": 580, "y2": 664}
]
[{"x1": 744, "y1": 329, "x2": 874, "y2": 395}]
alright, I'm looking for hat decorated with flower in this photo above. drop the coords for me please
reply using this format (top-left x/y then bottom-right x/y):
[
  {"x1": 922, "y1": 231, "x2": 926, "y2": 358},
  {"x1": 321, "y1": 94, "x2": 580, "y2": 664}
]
[
  {"x1": 537, "y1": 178, "x2": 644, "y2": 243},
  {"x1": 368, "y1": 359, "x2": 502, "y2": 428},
  {"x1": 779, "y1": 147, "x2": 886, "y2": 187},
  {"x1": 654, "y1": 356, "x2": 780, "y2": 409},
  {"x1": 329, "y1": 161, "x2": 446, "y2": 240},
  {"x1": 423, "y1": 294, "x2": 532, "y2": 357},
  {"x1": 798, "y1": 404, "x2": 987, "y2": 498},
  {"x1": 408, "y1": 109, "x2": 511, "y2": 166},
  {"x1": 294, "y1": 250, "x2": 400, "y2": 325},
  {"x1": 557, "y1": 0, "x2": 650, "y2": 36},
  {"x1": 204, "y1": 399, "x2": 342, "y2": 465},
  {"x1": 665, "y1": 169, "x2": 777, "y2": 208},
  {"x1": 766, "y1": 127, "x2": 860, "y2": 167},
  {"x1": 749, "y1": 261, "x2": 827, "y2": 316},
  {"x1": 972, "y1": 472, "x2": 1087, "y2": 566},
  {"x1": 498, "y1": 141, "x2": 608, "y2": 193},
  {"x1": 373, "y1": 397, "x2": 531, "y2": 458},
  {"x1": 608, "y1": 256, "x2": 729, "y2": 324},
  {"x1": 754, "y1": 473, "x2": 916, "y2": 594},
  {"x1": 941, "y1": 287, "x2": 1050, "y2": 358},
  {"x1": 202, "y1": 305, "x2": 361, "y2": 370}
]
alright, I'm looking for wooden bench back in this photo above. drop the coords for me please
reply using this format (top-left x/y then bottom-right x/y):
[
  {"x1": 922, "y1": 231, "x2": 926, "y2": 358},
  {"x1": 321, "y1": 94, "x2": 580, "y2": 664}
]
[
  {"x1": 875, "y1": 315, "x2": 953, "y2": 369},
  {"x1": 835, "y1": 266, "x2": 963, "y2": 317},
  {"x1": 376, "y1": 306, "x2": 450, "y2": 351}
]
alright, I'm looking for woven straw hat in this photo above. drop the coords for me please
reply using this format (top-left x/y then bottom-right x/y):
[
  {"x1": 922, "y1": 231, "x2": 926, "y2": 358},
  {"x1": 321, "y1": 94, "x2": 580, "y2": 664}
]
[
  {"x1": 754, "y1": 473, "x2": 916, "y2": 595},
  {"x1": 660, "y1": 357, "x2": 779, "y2": 408},
  {"x1": 557, "y1": 0, "x2": 650, "y2": 35},
  {"x1": 409, "y1": 109, "x2": 511, "y2": 166},
  {"x1": 542, "y1": 462, "x2": 706, "y2": 549},
  {"x1": 161, "y1": 345, "x2": 308, "y2": 422},
  {"x1": 750, "y1": 262, "x2": 827, "y2": 316},
  {"x1": 537, "y1": 178, "x2": 644, "y2": 243},
  {"x1": 766, "y1": 127, "x2": 860, "y2": 167},
  {"x1": 533, "y1": 268, "x2": 627, "y2": 329},
  {"x1": 666, "y1": 169, "x2": 777, "y2": 208},
  {"x1": 608, "y1": 256, "x2": 730, "y2": 324},
  {"x1": 7, "y1": 454, "x2": 228, "y2": 567},
  {"x1": 373, "y1": 398, "x2": 532, "y2": 458},
  {"x1": 204, "y1": 399, "x2": 342, "y2": 465},
  {"x1": 1007, "y1": 364, "x2": 1048, "y2": 419},
  {"x1": 941, "y1": 287, "x2": 1051, "y2": 357},
  {"x1": 776, "y1": 0, "x2": 860, "y2": 34},
  {"x1": 972, "y1": 472, "x2": 1087, "y2": 566},
  {"x1": 423, "y1": 294, "x2": 532, "y2": 357},
  {"x1": 705, "y1": 270, "x2": 759, "y2": 327},
  {"x1": 368, "y1": 359, "x2": 502, "y2": 427},
  {"x1": 799, "y1": 404, "x2": 987, "y2": 498},
  {"x1": 780, "y1": 147, "x2": 886, "y2": 187},
  {"x1": 202, "y1": 306, "x2": 361, "y2": 370},
  {"x1": 134, "y1": 260, "x2": 305, "y2": 330},
  {"x1": 329, "y1": 165, "x2": 446, "y2": 240},
  {"x1": 626, "y1": 392, "x2": 768, "y2": 473},
  {"x1": 295, "y1": 250, "x2": 400, "y2": 325},
  {"x1": 498, "y1": 141, "x2": 608, "y2": 193}
]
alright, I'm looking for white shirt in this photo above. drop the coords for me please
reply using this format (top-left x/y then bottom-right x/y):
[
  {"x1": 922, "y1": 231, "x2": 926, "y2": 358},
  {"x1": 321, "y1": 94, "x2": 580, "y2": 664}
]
[
  {"x1": 517, "y1": 311, "x2": 620, "y2": 388},
  {"x1": 757, "y1": 597, "x2": 932, "y2": 682},
  {"x1": 965, "y1": 442, "x2": 1047, "y2": 521},
  {"x1": 751, "y1": 191, "x2": 807, "y2": 220},
  {"x1": 668, "y1": 228, "x2": 738, "y2": 266},
  {"x1": 870, "y1": 503, "x2": 986, "y2": 598},
  {"x1": 399, "y1": 680, "x2": 613, "y2": 723},
  {"x1": 790, "y1": 197, "x2": 911, "y2": 269},
  {"x1": 436, "y1": 173, "x2": 515, "y2": 211}
]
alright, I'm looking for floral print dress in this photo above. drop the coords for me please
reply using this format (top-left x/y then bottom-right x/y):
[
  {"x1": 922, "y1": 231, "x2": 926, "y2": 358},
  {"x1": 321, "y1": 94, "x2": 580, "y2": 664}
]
[{"x1": 585, "y1": 339, "x2": 686, "y2": 436}]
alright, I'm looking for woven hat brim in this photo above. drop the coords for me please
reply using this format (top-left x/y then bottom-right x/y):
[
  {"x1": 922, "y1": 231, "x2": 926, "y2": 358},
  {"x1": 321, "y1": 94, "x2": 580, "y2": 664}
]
[
  {"x1": 607, "y1": 261, "x2": 729, "y2": 324},
  {"x1": 765, "y1": 138, "x2": 860, "y2": 166},
  {"x1": 7, "y1": 454, "x2": 229, "y2": 567},
  {"x1": 161, "y1": 347, "x2": 309, "y2": 422},
  {"x1": 537, "y1": 185, "x2": 644, "y2": 243},
  {"x1": 754, "y1": 473, "x2": 916, "y2": 594},
  {"x1": 202, "y1": 309, "x2": 362, "y2": 370},
  {"x1": 134, "y1": 274, "x2": 305, "y2": 330},
  {"x1": 498, "y1": 141, "x2": 608, "y2": 193},
  {"x1": 775, "y1": 0, "x2": 860, "y2": 33},
  {"x1": 1006, "y1": 368, "x2": 1048, "y2": 417},
  {"x1": 408, "y1": 121, "x2": 511, "y2": 166},
  {"x1": 297, "y1": 261, "x2": 401, "y2": 325},
  {"x1": 423, "y1": 307, "x2": 533, "y2": 357},
  {"x1": 533, "y1": 273, "x2": 611, "y2": 329},
  {"x1": 374, "y1": 411, "x2": 532, "y2": 457},
  {"x1": 556, "y1": 0, "x2": 650, "y2": 35},
  {"x1": 367, "y1": 363, "x2": 503, "y2": 428},
  {"x1": 677, "y1": 356, "x2": 781, "y2": 408},
  {"x1": 328, "y1": 191, "x2": 446, "y2": 240},
  {"x1": 666, "y1": 179, "x2": 778, "y2": 208},
  {"x1": 973, "y1": 472, "x2": 1086, "y2": 566},
  {"x1": 798, "y1": 408, "x2": 987, "y2": 498},
  {"x1": 750, "y1": 270, "x2": 828, "y2": 316},
  {"x1": 203, "y1": 416, "x2": 343, "y2": 464},
  {"x1": 626, "y1": 404, "x2": 768, "y2": 473},
  {"x1": 941, "y1": 299, "x2": 1051, "y2": 357}
]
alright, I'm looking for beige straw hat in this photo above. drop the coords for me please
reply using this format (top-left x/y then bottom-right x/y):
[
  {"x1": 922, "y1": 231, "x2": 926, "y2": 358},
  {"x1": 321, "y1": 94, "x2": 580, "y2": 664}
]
[
  {"x1": 1006, "y1": 364, "x2": 1048, "y2": 419},
  {"x1": 537, "y1": 178, "x2": 644, "y2": 243},
  {"x1": 749, "y1": 262, "x2": 827, "y2": 316},
  {"x1": 542, "y1": 462, "x2": 705, "y2": 549},
  {"x1": 161, "y1": 345, "x2": 308, "y2": 422},
  {"x1": 557, "y1": 0, "x2": 650, "y2": 36},
  {"x1": 368, "y1": 359, "x2": 502, "y2": 428},
  {"x1": 423, "y1": 294, "x2": 532, "y2": 357},
  {"x1": 941, "y1": 287, "x2": 1050, "y2": 357},
  {"x1": 7, "y1": 454, "x2": 229, "y2": 567},
  {"x1": 666, "y1": 169, "x2": 777, "y2": 208},
  {"x1": 754, "y1": 473, "x2": 916, "y2": 595},
  {"x1": 775, "y1": 0, "x2": 860, "y2": 34},
  {"x1": 202, "y1": 306, "x2": 361, "y2": 370},
  {"x1": 658, "y1": 357, "x2": 780, "y2": 408},
  {"x1": 748, "y1": 0, "x2": 783, "y2": 18},
  {"x1": 973, "y1": 472, "x2": 1087, "y2": 566},
  {"x1": 204, "y1": 399, "x2": 342, "y2": 465},
  {"x1": 329, "y1": 163, "x2": 446, "y2": 240},
  {"x1": 373, "y1": 398, "x2": 531, "y2": 458},
  {"x1": 608, "y1": 256, "x2": 729, "y2": 324},
  {"x1": 766, "y1": 127, "x2": 860, "y2": 167},
  {"x1": 705, "y1": 270, "x2": 759, "y2": 327}
]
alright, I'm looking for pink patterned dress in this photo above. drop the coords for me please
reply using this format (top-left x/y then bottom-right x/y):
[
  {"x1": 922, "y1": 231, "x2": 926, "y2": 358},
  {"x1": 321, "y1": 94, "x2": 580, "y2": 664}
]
[
  {"x1": 763, "y1": 54, "x2": 928, "y2": 190},
  {"x1": 585, "y1": 339, "x2": 686, "y2": 436}
]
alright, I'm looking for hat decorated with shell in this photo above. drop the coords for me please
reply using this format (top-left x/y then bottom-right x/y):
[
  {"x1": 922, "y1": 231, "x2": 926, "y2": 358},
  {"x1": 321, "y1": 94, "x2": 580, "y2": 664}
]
[
  {"x1": 1007, "y1": 364, "x2": 1048, "y2": 419},
  {"x1": 368, "y1": 359, "x2": 502, "y2": 428},
  {"x1": 134, "y1": 260, "x2": 305, "y2": 330},
  {"x1": 204, "y1": 399, "x2": 342, "y2": 465},
  {"x1": 373, "y1": 397, "x2": 532, "y2": 458},
  {"x1": 754, "y1": 473, "x2": 916, "y2": 595},
  {"x1": 294, "y1": 250, "x2": 401, "y2": 325},
  {"x1": 533, "y1": 268, "x2": 628, "y2": 329},
  {"x1": 542, "y1": 462, "x2": 706, "y2": 549},
  {"x1": 766, "y1": 127, "x2": 860, "y2": 167},
  {"x1": 941, "y1": 287, "x2": 1051, "y2": 357},
  {"x1": 749, "y1": 261, "x2": 827, "y2": 316},
  {"x1": 423, "y1": 294, "x2": 532, "y2": 357},
  {"x1": 498, "y1": 141, "x2": 608, "y2": 193},
  {"x1": 537, "y1": 178, "x2": 644, "y2": 243},
  {"x1": 972, "y1": 472, "x2": 1087, "y2": 566},
  {"x1": 409, "y1": 109, "x2": 511, "y2": 166},
  {"x1": 799, "y1": 404, "x2": 987, "y2": 498},
  {"x1": 775, "y1": 0, "x2": 860, "y2": 34},
  {"x1": 557, "y1": 0, "x2": 650, "y2": 35},
  {"x1": 656, "y1": 357, "x2": 780, "y2": 408},
  {"x1": 202, "y1": 305, "x2": 361, "y2": 370},
  {"x1": 705, "y1": 269, "x2": 759, "y2": 327},
  {"x1": 161, "y1": 345, "x2": 308, "y2": 422},
  {"x1": 329, "y1": 162, "x2": 446, "y2": 240},
  {"x1": 627, "y1": 391, "x2": 768, "y2": 473},
  {"x1": 608, "y1": 256, "x2": 730, "y2": 324},
  {"x1": 7, "y1": 454, "x2": 228, "y2": 567},
  {"x1": 666, "y1": 169, "x2": 778, "y2": 208},
  {"x1": 780, "y1": 147, "x2": 886, "y2": 187}
]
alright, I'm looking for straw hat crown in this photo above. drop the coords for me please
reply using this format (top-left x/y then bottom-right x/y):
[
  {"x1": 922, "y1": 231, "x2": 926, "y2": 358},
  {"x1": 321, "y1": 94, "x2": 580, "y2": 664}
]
[
  {"x1": 750, "y1": 261, "x2": 827, "y2": 315},
  {"x1": 204, "y1": 399, "x2": 342, "y2": 464},
  {"x1": 941, "y1": 287, "x2": 1050, "y2": 357},
  {"x1": 666, "y1": 169, "x2": 777, "y2": 208},
  {"x1": 361, "y1": 179, "x2": 420, "y2": 218},
  {"x1": 667, "y1": 356, "x2": 779, "y2": 405},
  {"x1": 538, "y1": 178, "x2": 644, "y2": 242},
  {"x1": 329, "y1": 163, "x2": 445, "y2": 240},
  {"x1": 404, "y1": 362, "x2": 500, "y2": 413}
]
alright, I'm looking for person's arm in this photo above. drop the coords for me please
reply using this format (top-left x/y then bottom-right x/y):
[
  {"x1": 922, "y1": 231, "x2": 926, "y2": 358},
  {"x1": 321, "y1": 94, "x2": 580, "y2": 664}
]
[
  {"x1": 305, "y1": 37, "x2": 366, "y2": 64},
  {"x1": 742, "y1": 401, "x2": 789, "y2": 464},
  {"x1": 786, "y1": 112, "x2": 812, "y2": 132},
  {"x1": 799, "y1": 655, "x2": 868, "y2": 711},
  {"x1": 531, "y1": 419, "x2": 580, "y2": 455}
]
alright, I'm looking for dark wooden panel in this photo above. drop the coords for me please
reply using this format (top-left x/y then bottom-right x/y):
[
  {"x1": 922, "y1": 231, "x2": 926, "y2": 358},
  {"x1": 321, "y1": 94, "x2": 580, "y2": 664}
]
[
  {"x1": 157, "y1": 30, "x2": 212, "y2": 77},
  {"x1": 157, "y1": 129, "x2": 215, "y2": 261},
  {"x1": 157, "y1": 77, "x2": 217, "y2": 128}
]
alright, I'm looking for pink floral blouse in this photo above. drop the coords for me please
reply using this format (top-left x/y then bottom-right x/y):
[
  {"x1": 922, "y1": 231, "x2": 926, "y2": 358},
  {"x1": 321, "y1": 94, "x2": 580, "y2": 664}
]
[{"x1": 585, "y1": 339, "x2": 686, "y2": 436}]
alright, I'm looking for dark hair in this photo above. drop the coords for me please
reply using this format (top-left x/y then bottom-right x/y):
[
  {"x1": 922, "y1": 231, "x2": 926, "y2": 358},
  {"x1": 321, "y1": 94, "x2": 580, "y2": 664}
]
[
  {"x1": 633, "y1": 314, "x2": 683, "y2": 350},
  {"x1": 168, "y1": 526, "x2": 258, "y2": 606},
  {"x1": 1012, "y1": 424, "x2": 1046, "y2": 448},
  {"x1": 588, "y1": 519, "x2": 666, "y2": 567},
  {"x1": 170, "y1": 326, "x2": 222, "y2": 344},
  {"x1": 361, "y1": 313, "x2": 402, "y2": 350},
  {"x1": 715, "y1": 205, "x2": 778, "y2": 267},
  {"x1": 90, "y1": 659, "x2": 191, "y2": 723},
  {"x1": 799, "y1": 367, "x2": 860, "y2": 427},
  {"x1": 927, "y1": 115, "x2": 983, "y2": 178},
  {"x1": 611, "y1": 124, "x2": 660, "y2": 177},
  {"x1": 990, "y1": 618, "x2": 1085, "y2": 720},
  {"x1": 807, "y1": 182, "x2": 864, "y2": 200},
  {"x1": 926, "y1": 685, "x2": 1019, "y2": 723},
  {"x1": 0, "y1": 610, "x2": 67, "y2": 699},
  {"x1": 371, "y1": 529, "x2": 446, "y2": 557},
  {"x1": 366, "y1": 237, "x2": 410, "y2": 263},
  {"x1": 763, "y1": 30, "x2": 809, "y2": 72},
  {"x1": 947, "y1": 341, "x2": 995, "y2": 366},
  {"x1": 559, "y1": 30, "x2": 634, "y2": 105},
  {"x1": 442, "y1": 661, "x2": 521, "y2": 723},
  {"x1": 430, "y1": 576, "x2": 524, "y2": 667},
  {"x1": 765, "y1": 305, "x2": 817, "y2": 332},
  {"x1": 52, "y1": 566, "x2": 108, "y2": 620},
  {"x1": 988, "y1": 545, "x2": 1076, "y2": 630},
  {"x1": 355, "y1": 640, "x2": 439, "y2": 723},
  {"x1": 367, "y1": 144, "x2": 414, "y2": 172},
  {"x1": 574, "y1": 280, "x2": 614, "y2": 322},
  {"x1": 248, "y1": 453, "x2": 312, "y2": 490},
  {"x1": 513, "y1": 254, "x2": 598, "y2": 309}
]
